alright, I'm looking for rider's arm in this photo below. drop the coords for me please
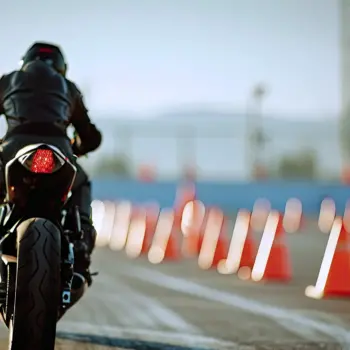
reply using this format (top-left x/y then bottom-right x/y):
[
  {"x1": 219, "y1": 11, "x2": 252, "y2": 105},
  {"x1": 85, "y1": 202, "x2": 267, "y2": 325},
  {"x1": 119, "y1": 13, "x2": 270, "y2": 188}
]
[{"x1": 69, "y1": 82, "x2": 102, "y2": 157}]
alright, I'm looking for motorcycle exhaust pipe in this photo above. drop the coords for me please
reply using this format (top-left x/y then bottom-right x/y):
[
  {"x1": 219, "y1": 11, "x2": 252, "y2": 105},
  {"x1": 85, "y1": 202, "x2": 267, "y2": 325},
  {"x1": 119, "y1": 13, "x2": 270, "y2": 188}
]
[
  {"x1": 58, "y1": 273, "x2": 87, "y2": 321},
  {"x1": 71, "y1": 272, "x2": 88, "y2": 302}
]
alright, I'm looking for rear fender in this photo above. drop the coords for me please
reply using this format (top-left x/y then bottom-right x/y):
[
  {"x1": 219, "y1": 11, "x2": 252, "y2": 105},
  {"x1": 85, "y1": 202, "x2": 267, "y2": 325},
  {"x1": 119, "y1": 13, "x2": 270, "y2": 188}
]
[
  {"x1": 5, "y1": 143, "x2": 74, "y2": 177},
  {"x1": 4, "y1": 143, "x2": 77, "y2": 205}
]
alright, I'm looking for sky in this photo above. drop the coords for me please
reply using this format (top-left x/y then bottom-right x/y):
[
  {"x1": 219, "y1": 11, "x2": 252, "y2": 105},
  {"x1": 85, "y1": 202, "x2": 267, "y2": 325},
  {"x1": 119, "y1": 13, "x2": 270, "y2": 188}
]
[{"x1": 0, "y1": 0, "x2": 341, "y2": 118}]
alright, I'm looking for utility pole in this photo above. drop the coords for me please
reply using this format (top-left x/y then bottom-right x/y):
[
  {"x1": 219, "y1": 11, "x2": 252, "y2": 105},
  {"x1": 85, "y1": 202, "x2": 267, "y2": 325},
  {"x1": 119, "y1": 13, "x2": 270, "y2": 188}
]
[
  {"x1": 246, "y1": 83, "x2": 268, "y2": 180},
  {"x1": 176, "y1": 125, "x2": 196, "y2": 180}
]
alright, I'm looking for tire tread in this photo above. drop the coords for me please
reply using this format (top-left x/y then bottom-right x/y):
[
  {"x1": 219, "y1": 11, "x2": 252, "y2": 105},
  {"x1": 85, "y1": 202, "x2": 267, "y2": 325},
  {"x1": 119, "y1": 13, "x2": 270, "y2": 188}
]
[{"x1": 9, "y1": 218, "x2": 61, "y2": 350}]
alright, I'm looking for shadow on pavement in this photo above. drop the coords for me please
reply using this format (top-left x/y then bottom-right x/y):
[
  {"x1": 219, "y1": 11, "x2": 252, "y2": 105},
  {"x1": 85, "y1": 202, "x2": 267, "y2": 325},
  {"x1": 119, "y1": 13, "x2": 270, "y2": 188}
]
[{"x1": 57, "y1": 332, "x2": 213, "y2": 350}]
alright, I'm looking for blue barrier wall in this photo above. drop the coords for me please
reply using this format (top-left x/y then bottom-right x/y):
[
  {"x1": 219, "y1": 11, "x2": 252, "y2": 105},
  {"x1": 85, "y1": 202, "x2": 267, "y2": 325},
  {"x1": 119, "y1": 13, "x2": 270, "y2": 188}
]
[{"x1": 91, "y1": 179, "x2": 350, "y2": 215}]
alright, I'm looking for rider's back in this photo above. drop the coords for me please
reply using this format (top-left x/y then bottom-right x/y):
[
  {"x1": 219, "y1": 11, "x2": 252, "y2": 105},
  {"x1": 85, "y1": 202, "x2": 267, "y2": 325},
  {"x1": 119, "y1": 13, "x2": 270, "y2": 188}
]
[
  {"x1": 0, "y1": 42, "x2": 101, "y2": 159},
  {"x1": 0, "y1": 60, "x2": 75, "y2": 135}
]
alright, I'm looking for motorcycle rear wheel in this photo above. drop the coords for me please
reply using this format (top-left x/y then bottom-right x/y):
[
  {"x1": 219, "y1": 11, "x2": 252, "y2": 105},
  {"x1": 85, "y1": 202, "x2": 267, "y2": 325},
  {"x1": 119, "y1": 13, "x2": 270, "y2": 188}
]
[{"x1": 9, "y1": 218, "x2": 61, "y2": 350}]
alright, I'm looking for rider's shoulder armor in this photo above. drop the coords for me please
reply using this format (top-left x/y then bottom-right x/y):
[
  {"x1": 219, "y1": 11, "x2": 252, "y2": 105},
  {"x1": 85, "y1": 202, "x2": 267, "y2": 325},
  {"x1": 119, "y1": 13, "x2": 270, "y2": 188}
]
[{"x1": 1, "y1": 61, "x2": 74, "y2": 127}]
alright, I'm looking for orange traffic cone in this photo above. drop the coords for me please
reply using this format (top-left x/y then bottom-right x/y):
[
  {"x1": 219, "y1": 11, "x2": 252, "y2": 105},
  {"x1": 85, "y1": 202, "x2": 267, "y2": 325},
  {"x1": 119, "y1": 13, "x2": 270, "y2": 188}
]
[
  {"x1": 250, "y1": 210, "x2": 291, "y2": 282},
  {"x1": 343, "y1": 202, "x2": 350, "y2": 233},
  {"x1": 148, "y1": 208, "x2": 180, "y2": 263},
  {"x1": 318, "y1": 198, "x2": 336, "y2": 234},
  {"x1": 219, "y1": 210, "x2": 257, "y2": 275},
  {"x1": 140, "y1": 203, "x2": 160, "y2": 254},
  {"x1": 109, "y1": 201, "x2": 133, "y2": 251},
  {"x1": 125, "y1": 206, "x2": 148, "y2": 258},
  {"x1": 284, "y1": 198, "x2": 303, "y2": 233},
  {"x1": 174, "y1": 181, "x2": 196, "y2": 228},
  {"x1": 198, "y1": 207, "x2": 229, "y2": 269},
  {"x1": 306, "y1": 217, "x2": 350, "y2": 298},
  {"x1": 181, "y1": 200, "x2": 206, "y2": 257},
  {"x1": 96, "y1": 200, "x2": 116, "y2": 247},
  {"x1": 239, "y1": 223, "x2": 256, "y2": 270}
]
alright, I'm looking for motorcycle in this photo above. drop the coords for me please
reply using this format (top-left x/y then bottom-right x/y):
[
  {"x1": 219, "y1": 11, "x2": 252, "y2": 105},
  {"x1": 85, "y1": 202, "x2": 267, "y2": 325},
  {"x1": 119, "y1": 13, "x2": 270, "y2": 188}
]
[{"x1": 0, "y1": 142, "x2": 83, "y2": 349}]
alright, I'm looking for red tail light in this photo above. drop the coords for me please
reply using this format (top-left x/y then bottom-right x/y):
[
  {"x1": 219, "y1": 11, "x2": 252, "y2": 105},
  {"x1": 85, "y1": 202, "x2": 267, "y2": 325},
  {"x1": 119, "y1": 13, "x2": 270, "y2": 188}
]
[
  {"x1": 38, "y1": 48, "x2": 53, "y2": 53},
  {"x1": 30, "y1": 149, "x2": 55, "y2": 173}
]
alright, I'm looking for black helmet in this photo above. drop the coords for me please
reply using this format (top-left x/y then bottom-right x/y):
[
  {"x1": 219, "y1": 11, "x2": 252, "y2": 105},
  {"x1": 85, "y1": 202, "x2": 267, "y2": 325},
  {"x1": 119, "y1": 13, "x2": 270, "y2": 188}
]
[{"x1": 21, "y1": 42, "x2": 67, "y2": 76}]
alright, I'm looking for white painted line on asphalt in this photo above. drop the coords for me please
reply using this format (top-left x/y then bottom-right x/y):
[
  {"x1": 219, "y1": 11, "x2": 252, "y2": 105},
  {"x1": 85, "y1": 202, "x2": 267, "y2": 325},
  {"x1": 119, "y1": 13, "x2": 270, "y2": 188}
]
[
  {"x1": 87, "y1": 292, "x2": 155, "y2": 328},
  {"x1": 309, "y1": 310, "x2": 350, "y2": 331},
  {"x1": 276, "y1": 319, "x2": 327, "y2": 342},
  {"x1": 91, "y1": 276, "x2": 157, "y2": 328},
  {"x1": 99, "y1": 274, "x2": 199, "y2": 333},
  {"x1": 125, "y1": 267, "x2": 350, "y2": 348},
  {"x1": 58, "y1": 321, "x2": 237, "y2": 349},
  {"x1": 119, "y1": 285, "x2": 200, "y2": 333}
]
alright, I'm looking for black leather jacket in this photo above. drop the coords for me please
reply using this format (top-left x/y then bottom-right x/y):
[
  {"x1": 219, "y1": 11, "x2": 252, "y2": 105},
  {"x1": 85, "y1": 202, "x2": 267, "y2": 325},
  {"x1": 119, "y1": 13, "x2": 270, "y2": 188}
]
[{"x1": 0, "y1": 61, "x2": 101, "y2": 156}]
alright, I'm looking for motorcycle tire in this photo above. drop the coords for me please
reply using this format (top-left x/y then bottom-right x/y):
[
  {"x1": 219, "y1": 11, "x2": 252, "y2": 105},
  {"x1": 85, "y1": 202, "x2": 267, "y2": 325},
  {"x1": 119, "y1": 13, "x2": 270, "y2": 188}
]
[{"x1": 9, "y1": 218, "x2": 61, "y2": 350}]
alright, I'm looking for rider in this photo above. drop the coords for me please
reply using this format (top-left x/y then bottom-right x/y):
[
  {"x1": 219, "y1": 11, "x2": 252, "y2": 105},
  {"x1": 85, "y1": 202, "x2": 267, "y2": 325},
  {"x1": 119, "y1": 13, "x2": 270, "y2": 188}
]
[{"x1": 0, "y1": 42, "x2": 101, "y2": 303}]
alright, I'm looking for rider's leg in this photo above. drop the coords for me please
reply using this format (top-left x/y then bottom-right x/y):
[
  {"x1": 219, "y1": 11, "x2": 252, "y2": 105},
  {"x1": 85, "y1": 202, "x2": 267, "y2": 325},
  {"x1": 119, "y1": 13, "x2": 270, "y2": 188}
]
[
  {"x1": 63, "y1": 163, "x2": 96, "y2": 286},
  {"x1": 58, "y1": 167, "x2": 96, "y2": 319}
]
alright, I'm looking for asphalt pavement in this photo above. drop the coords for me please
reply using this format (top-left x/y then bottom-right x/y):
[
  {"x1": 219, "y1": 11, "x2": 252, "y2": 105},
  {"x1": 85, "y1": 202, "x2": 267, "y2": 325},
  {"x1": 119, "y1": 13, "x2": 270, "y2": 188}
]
[{"x1": 0, "y1": 221, "x2": 350, "y2": 349}]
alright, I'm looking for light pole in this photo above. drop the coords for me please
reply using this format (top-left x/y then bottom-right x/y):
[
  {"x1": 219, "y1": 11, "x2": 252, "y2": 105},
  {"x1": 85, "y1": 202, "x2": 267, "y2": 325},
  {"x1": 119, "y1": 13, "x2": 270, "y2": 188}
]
[
  {"x1": 176, "y1": 125, "x2": 196, "y2": 180},
  {"x1": 246, "y1": 83, "x2": 268, "y2": 180}
]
